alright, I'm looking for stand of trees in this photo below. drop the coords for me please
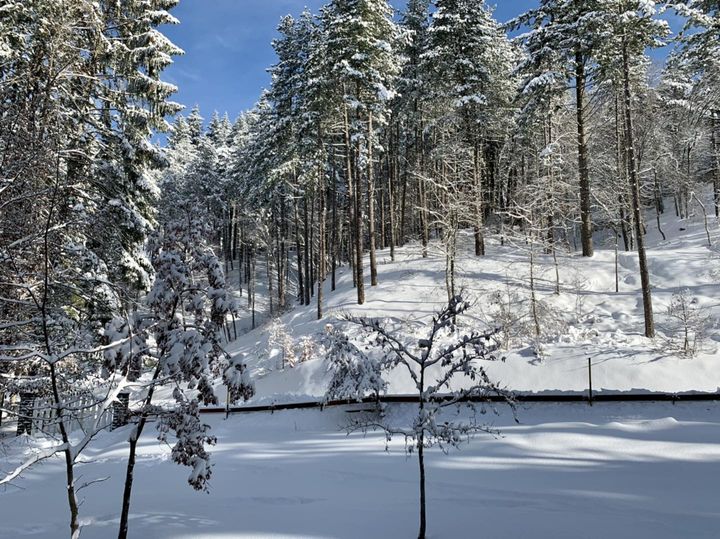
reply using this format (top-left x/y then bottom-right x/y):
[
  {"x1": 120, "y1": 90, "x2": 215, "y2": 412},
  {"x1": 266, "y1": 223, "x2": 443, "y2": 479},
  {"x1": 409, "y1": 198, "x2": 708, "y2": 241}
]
[
  {"x1": 164, "y1": 0, "x2": 720, "y2": 339},
  {"x1": 2, "y1": 1, "x2": 720, "y2": 537}
]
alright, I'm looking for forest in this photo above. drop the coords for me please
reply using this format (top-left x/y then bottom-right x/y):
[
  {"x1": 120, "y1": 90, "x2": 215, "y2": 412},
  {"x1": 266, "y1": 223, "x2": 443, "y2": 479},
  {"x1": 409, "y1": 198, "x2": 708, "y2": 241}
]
[{"x1": 1, "y1": 1, "x2": 720, "y2": 539}]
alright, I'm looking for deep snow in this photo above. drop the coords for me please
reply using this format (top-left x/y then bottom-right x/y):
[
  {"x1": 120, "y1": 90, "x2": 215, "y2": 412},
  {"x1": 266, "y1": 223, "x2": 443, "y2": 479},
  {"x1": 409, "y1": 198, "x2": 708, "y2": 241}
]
[
  {"x1": 3, "y1": 197, "x2": 720, "y2": 538},
  {"x1": 2, "y1": 402, "x2": 720, "y2": 538}
]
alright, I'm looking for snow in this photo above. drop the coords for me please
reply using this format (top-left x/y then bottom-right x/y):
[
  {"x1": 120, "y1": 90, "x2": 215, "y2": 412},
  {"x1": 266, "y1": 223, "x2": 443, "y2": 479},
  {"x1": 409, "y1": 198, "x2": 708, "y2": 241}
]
[
  {"x1": 4, "y1": 194, "x2": 720, "y2": 538},
  {"x1": 222, "y1": 195, "x2": 720, "y2": 406},
  {"x1": 2, "y1": 402, "x2": 720, "y2": 538}
]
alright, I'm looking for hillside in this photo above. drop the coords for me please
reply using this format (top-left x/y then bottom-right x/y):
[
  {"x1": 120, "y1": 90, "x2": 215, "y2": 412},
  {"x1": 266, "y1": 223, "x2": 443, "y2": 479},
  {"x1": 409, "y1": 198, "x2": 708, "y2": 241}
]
[{"x1": 226, "y1": 198, "x2": 720, "y2": 405}]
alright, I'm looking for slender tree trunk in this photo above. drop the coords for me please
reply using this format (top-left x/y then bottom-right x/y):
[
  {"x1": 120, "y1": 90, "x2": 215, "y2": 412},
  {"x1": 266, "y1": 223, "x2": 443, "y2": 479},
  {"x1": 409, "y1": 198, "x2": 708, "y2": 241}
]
[
  {"x1": 654, "y1": 170, "x2": 666, "y2": 241},
  {"x1": 267, "y1": 246, "x2": 274, "y2": 317},
  {"x1": 389, "y1": 125, "x2": 398, "y2": 261},
  {"x1": 277, "y1": 201, "x2": 286, "y2": 310},
  {"x1": 343, "y1": 90, "x2": 363, "y2": 304},
  {"x1": 354, "y1": 153, "x2": 365, "y2": 304},
  {"x1": 238, "y1": 226, "x2": 244, "y2": 297},
  {"x1": 712, "y1": 114, "x2": 720, "y2": 218},
  {"x1": 331, "y1": 160, "x2": 338, "y2": 292},
  {"x1": 575, "y1": 47, "x2": 593, "y2": 257},
  {"x1": 529, "y1": 243, "x2": 541, "y2": 341},
  {"x1": 295, "y1": 198, "x2": 304, "y2": 304},
  {"x1": 418, "y1": 131, "x2": 429, "y2": 258},
  {"x1": 317, "y1": 123, "x2": 326, "y2": 319},
  {"x1": 379, "y1": 180, "x2": 386, "y2": 251},
  {"x1": 40, "y1": 174, "x2": 81, "y2": 539},
  {"x1": 417, "y1": 353, "x2": 427, "y2": 539},
  {"x1": 417, "y1": 439, "x2": 426, "y2": 539},
  {"x1": 622, "y1": 38, "x2": 654, "y2": 338},
  {"x1": 303, "y1": 196, "x2": 311, "y2": 306},
  {"x1": 310, "y1": 192, "x2": 316, "y2": 298},
  {"x1": 614, "y1": 232, "x2": 619, "y2": 293},
  {"x1": 118, "y1": 364, "x2": 163, "y2": 539},
  {"x1": 251, "y1": 247, "x2": 257, "y2": 329},
  {"x1": 473, "y1": 143, "x2": 485, "y2": 256},
  {"x1": 318, "y1": 183, "x2": 326, "y2": 319},
  {"x1": 368, "y1": 112, "x2": 378, "y2": 287}
]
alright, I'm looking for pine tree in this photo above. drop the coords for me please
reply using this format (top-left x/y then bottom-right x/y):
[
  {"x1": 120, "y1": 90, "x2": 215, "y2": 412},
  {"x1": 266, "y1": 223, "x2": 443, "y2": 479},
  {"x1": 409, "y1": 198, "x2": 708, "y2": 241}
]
[
  {"x1": 0, "y1": 1, "x2": 182, "y2": 536},
  {"x1": 594, "y1": 0, "x2": 670, "y2": 338},
  {"x1": 513, "y1": 0, "x2": 603, "y2": 257},
  {"x1": 672, "y1": 1, "x2": 720, "y2": 215},
  {"x1": 322, "y1": 0, "x2": 400, "y2": 302},
  {"x1": 425, "y1": 0, "x2": 516, "y2": 257}
]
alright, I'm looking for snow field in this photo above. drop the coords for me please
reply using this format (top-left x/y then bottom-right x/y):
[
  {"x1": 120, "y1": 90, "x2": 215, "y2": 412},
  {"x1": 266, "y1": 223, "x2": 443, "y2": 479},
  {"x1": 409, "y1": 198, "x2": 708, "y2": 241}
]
[{"x1": 2, "y1": 402, "x2": 719, "y2": 538}]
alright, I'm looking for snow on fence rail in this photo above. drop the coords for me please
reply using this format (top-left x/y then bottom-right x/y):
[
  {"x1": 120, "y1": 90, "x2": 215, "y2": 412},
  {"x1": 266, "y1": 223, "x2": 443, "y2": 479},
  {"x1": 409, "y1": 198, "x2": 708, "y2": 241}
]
[{"x1": 199, "y1": 390, "x2": 720, "y2": 416}]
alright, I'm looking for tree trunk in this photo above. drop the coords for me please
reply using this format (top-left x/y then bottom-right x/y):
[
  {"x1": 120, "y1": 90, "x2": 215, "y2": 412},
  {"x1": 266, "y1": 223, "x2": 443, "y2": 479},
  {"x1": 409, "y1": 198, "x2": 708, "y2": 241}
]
[
  {"x1": 118, "y1": 364, "x2": 163, "y2": 539},
  {"x1": 417, "y1": 347, "x2": 427, "y2": 539},
  {"x1": 331, "y1": 160, "x2": 338, "y2": 292},
  {"x1": 417, "y1": 439, "x2": 426, "y2": 539},
  {"x1": 654, "y1": 170, "x2": 666, "y2": 241},
  {"x1": 622, "y1": 38, "x2": 654, "y2": 338},
  {"x1": 529, "y1": 244, "x2": 541, "y2": 341},
  {"x1": 575, "y1": 47, "x2": 593, "y2": 257},
  {"x1": 712, "y1": 114, "x2": 720, "y2": 218},
  {"x1": 277, "y1": 202, "x2": 286, "y2": 310},
  {"x1": 251, "y1": 247, "x2": 257, "y2": 329},
  {"x1": 318, "y1": 124, "x2": 326, "y2": 319},
  {"x1": 267, "y1": 246, "x2": 274, "y2": 317},
  {"x1": 368, "y1": 111, "x2": 378, "y2": 286},
  {"x1": 318, "y1": 189, "x2": 325, "y2": 319},
  {"x1": 343, "y1": 89, "x2": 364, "y2": 304},
  {"x1": 295, "y1": 199, "x2": 304, "y2": 304},
  {"x1": 473, "y1": 143, "x2": 485, "y2": 256},
  {"x1": 303, "y1": 196, "x2": 311, "y2": 306},
  {"x1": 389, "y1": 125, "x2": 398, "y2": 261}
]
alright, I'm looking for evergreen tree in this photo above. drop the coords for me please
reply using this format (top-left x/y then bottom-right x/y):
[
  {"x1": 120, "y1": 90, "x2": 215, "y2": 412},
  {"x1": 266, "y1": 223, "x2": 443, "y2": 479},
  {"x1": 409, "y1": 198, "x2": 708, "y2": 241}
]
[
  {"x1": 425, "y1": 0, "x2": 516, "y2": 257},
  {"x1": 513, "y1": 0, "x2": 602, "y2": 257},
  {"x1": 595, "y1": 0, "x2": 670, "y2": 338}
]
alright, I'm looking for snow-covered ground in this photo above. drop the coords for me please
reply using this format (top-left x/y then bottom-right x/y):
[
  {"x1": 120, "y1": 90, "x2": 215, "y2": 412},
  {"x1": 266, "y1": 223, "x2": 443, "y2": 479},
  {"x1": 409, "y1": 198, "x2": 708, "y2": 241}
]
[
  {"x1": 225, "y1": 197, "x2": 720, "y2": 405},
  {"x1": 2, "y1": 402, "x2": 720, "y2": 538},
  {"x1": 3, "y1": 200, "x2": 720, "y2": 538}
]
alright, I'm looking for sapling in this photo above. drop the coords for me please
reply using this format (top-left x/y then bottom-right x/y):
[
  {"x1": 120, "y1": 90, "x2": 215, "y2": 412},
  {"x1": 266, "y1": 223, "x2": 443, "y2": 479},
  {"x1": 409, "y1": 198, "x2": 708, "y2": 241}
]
[
  {"x1": 329, "y1": 296, "x2": 515, "y2": 539},
  {"x1": 664, "y1": 289, "x2": 712, "y2": 357}
]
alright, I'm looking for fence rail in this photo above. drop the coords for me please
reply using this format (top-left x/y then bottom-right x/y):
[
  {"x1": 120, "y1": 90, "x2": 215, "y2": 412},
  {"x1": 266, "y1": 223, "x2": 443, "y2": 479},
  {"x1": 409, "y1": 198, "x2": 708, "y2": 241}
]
[
  {"x1": 201, "y1": 390, "x2": 720, "y2": 416},
  {"x1": 4, "y1": 389, "x2": 718, "y2": 438}
]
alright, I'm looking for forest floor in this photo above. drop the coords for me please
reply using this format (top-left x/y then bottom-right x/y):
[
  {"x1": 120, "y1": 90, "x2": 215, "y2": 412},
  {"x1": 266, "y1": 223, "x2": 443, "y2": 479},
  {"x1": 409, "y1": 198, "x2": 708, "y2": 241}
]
[
  {"x1": 2, "y1": 402, "x2": 720, "y2": 538},
  {"x1": 224, "y1": 195, "x2": 720, "y2": 405}
]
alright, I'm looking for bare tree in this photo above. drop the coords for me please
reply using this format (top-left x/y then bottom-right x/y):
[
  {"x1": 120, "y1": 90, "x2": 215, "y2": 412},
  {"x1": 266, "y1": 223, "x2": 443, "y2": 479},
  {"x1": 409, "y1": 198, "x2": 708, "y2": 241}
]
[{"x1": 333, "y1": 296, "x2": 515, "y2": 539}]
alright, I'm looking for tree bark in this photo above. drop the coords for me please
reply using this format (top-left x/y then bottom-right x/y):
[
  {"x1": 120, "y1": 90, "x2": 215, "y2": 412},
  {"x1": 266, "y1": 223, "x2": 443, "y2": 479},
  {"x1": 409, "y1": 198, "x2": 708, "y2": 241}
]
[
  {"x1": 622, "y1": 38, "x2": 654, "y2": 338},
  {"x1": 712, "y1": 114, "x2": 720, "y2": 218},
  {"x1": 295, "y1": 196, "x2": 304, "y2": 304},
  {"x1": 473, "y1": 143, "x2": 485, "y2": 256},
  {"x1": 303, "y1": 196, "x2": 311, "y2": 306},
  {"x1": 575, "y1": 47, "x2": 594, "y2": 257},
  {"x1": 118, "y1": 364, "x2": 163, "y2": 539},
  {"x1": 368, "y1": 111, "x2": 378, "y2": 286}
]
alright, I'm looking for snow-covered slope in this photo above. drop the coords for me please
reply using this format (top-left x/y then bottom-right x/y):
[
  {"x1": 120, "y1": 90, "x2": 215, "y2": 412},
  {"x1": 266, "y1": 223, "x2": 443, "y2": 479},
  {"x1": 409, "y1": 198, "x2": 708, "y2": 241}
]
[{"x1": 226, "y1": 200, "x2": 720, "y2": 404}]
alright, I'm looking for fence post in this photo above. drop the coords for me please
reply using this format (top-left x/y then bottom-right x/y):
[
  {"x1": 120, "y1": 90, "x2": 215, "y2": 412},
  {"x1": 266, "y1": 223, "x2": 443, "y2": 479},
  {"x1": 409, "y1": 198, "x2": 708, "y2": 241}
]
[
  {"x1": 0, "y1": 391, "x2": 4, "y2": 427},
  {"x1": 587, "y1": 358, "x2": 593, "y2": 406},
  {"x1": 225, "y1": 384, "x2": 231, "y2": 419},
  {"x1": 112, "y1": 392, "x2": 130, "y2": 430},
  {"x1": 17, "y1": 392, "x2": 34, "y2": 435}
]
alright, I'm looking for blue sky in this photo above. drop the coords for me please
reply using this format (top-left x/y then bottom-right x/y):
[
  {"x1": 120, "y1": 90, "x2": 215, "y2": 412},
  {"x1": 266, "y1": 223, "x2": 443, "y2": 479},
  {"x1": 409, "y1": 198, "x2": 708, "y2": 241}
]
[{"x1": 161, "y1": 1, "x2": 537, "y2": 122}]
